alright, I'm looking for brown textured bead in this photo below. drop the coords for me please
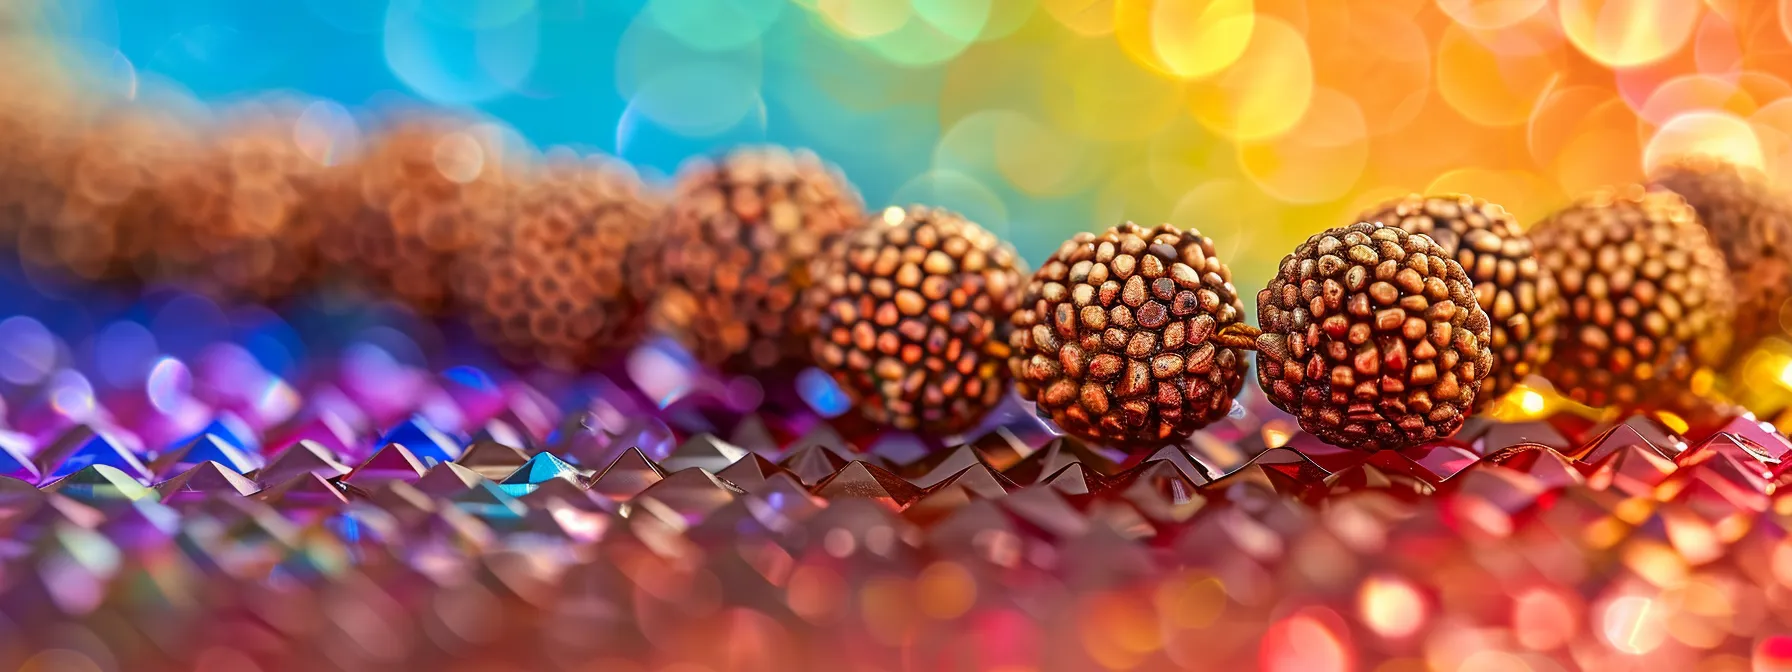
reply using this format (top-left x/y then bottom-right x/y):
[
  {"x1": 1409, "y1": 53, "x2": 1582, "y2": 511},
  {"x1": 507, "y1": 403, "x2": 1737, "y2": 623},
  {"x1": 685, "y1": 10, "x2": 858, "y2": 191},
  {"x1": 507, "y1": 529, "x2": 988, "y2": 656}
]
[
  {"x1": 1256, "y1": 222, "x2": 1495, "y2": 451},
  {"x1": 457, "y1": 152, "x2": 661, "y2": 369},
  {"x1": 634, "y1": 146, "x2": 864, "y2": 372},
  {"x1": 0, "y1": 51, "x2": 85, "y2": 256},
  {"x1": 1650, "y1": 156, "x2": 1792, "y2": 359},
  {"x1": 1530, "y1": 185, "x2": 1735, "y2": 410},
  {"x1": 340, "y1": 116, "x2": 514, "y2": 314},
  {"x1": 134, "y1": 99, "x2": 345, "y2": 300},
  {"x1": 1359, "y1": 193, "x2": 1560, "y2": 412},
  {"x1": 1011, "y1": 222, "x2": 1247, "y2": 449},
  {"x1": 26, "y1": 105, "x2": 201, "y2": 282},
  {"x1": 807, "y1": 206, "x2": 1022, "y2": 435}
]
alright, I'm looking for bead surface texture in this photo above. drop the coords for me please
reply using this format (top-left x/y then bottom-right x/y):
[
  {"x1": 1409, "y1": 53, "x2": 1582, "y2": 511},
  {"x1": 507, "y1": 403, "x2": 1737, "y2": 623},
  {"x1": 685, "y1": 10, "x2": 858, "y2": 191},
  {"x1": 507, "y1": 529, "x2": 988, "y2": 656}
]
[
  {"x1": 808, "y1": 205, "x2": 1023, "y2": 435},
  {"x1": 1011, "y1": 222, "x2": 1248, "y2": 449},
  {"x1": 1256, "y1": 222, "x2": 1495, "y2": 451}
]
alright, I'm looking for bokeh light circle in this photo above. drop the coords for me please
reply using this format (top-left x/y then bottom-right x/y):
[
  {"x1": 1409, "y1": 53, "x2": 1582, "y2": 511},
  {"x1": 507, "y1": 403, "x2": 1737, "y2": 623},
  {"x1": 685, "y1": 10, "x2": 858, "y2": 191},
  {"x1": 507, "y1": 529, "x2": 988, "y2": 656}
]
[
  {"x1": 937, "y1": 109, "x2": 1089, "y2": 197},
  {"x1": 858, "y1": 1, "x2": 986, "y2": 68},
  {"x1": 816, "y1": 0, "x2": 912, "y2": 39},
  {"x1": 1751, "y1": 98, "x2": 1792, "y2": 189},
  {"x1": 616, "y1": 14, "x2": 763, "y2": 138},
  {"x1": 1526, "y1": 83, "x2": 1647, "y2": 196},
  {"x1": 1512, "y1": 588, "x2": 1579, "y2": 651},
  {"x1": 993, "y1": 113, "x2": 1087, "y2": 195},
  {"x1": 293, "y1": 100, "x2": 362, "y2": 167},
  {"x1": 1235, "y1": 87, "x2": 1369, "y2": 204},
  {"x1": 1309, "y1": 3, "x2": 1430, "y2": 136},
  {"x1": 646, "y1": 0, "x2": 784, "y2": 52},
  {"x1": 1260, "y1": 611, "x2": 1352, "y2": 672},
  {"x1": 1043, "y1": 36, "x2": 1185, "y2": 142},
  {"x1": 1782, "y1": 0, "x2": 1792, "y2": 47},
  {"x1": 1637, "y1": 74, "x2": 1756, "y2": 128},
  {"x1": 1187, "y1": 16, "x2": 1313, "y2": 141},
  {"x1": 1600, "y1": 595, "x2": 1669, "y2": 654},
  {"x1": 1115, "y1": 0, "x2": 1255, "y2": 79},
  {"x1": 1434, "y1": 0, "x2": 1548, "y2": 31},
  {"x1": 0, "y1": 317, "x2": 58, "y2": 386},
  {"x1": 1693, "y1": 10, "x2": 1741, "y2": 75},
  {"x1": 1357, "y1": 576, "x2": 1427, "y2": 639},
  {"x1": 1643, "y1": 110, "x2": 1765, "y2": 175},
  {"x1": 1435, "y1": 22, "x2": 1562, "y2": 127},
  {"x1": 974, "y1": 0, "x2": 1037, "y2": 42},
  {"x1": 383, "y1": 0, "x2": 541, "y2": 105},
  {"x1": 1558, "y1": 0, "x2": 1702, "y2": 68},
  {"x1": 914, "y1": 0, "x2": 994, "y2": 43},
  {"x1": 93, "y1": 320, "x2": 157, "y2": 389}
]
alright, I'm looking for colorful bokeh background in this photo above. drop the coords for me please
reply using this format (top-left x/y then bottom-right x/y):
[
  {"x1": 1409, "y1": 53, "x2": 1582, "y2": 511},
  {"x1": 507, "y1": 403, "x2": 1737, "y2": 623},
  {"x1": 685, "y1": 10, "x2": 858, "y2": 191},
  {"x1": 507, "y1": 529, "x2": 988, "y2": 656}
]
[
  {"x1": 11, "y1": 6, "x2": 1792, "y2": 672},
  {"x1": 25, "y1": 0, "x2": 1792, "y2": 288}
]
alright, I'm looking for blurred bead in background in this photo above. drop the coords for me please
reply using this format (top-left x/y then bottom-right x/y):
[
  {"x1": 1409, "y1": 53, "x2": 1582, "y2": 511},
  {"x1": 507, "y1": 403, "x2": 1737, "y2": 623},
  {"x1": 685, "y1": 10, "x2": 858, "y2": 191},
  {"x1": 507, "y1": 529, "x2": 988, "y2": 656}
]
[
  {"x1": 1359, "y1": 193, "x2": 1561, "y2": 412},
  {"x1": 634, "y1": 146, "x2": 864, "y2": 373},
  {"x1": 1531, "y1": 185, "x2": 1735, "y2": 412},
  {"x1": 458, "y1": 150, "x2": 661, "y2": 370}
]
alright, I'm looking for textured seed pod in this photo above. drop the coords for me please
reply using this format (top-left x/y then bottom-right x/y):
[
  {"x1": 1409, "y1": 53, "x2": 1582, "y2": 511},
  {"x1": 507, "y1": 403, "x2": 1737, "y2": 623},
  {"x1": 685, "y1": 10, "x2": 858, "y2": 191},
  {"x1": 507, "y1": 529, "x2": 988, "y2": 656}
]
[
  {"x1": 1009, "y1": 222, "x2": 1247, "y2": 449},
  {"x1": 1650, "y1": 156, "x2": 1792, "y2": 359},
  {"x1": 1255, "y1": 222, "x2": 1495, "y2": 451},
  {"x1": 23, "y1": 105, "x2": 201, "y2": 281},
  {"x1": 1359, "y1": 194, "x2": 1560, "y2": 411},
  {"x1": 1530, "y1": 186, "x2": 1735, "y2": 409},
  {"x1": 458, "y1": 151, "x2": 661, "y2": 369},
  {"x1": 344, "y1": 116, "x2": 513, "y2": 313},
  {"x1": 0, "y1": 50, "x2": 85, "y2": 252},
  {"x1": 634, "y1": 146, "x2": 864, "y2": 372},
  {"x1": 137, "y1": 99, "x2": 344, "y2": 300},
  {"x1": 807, "y1": 206, "x2": 1023, "y2": 435}
]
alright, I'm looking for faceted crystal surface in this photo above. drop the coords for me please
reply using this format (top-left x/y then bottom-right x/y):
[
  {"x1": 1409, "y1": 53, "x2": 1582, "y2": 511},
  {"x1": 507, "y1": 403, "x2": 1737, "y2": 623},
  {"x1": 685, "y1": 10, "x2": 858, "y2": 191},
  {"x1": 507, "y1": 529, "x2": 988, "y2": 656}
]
[{"x1": 7, "y1": 305, "x2": 1792, "y2": 671}]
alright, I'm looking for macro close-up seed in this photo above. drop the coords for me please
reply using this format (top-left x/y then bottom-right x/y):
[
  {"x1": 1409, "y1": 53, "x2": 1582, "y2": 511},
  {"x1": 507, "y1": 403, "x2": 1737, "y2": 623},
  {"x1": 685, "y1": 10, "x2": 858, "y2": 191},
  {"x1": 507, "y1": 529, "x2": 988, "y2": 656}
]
[
  {"x1": 1651, "y1": 155, "x2": 1792, "y2": 361},
  {"x1": 457, "y1": 152, "x2": 661, "y2": 370},
  {"x1": 634, "y1": 146, "x2": 864, "y2": 372},
  {"x1": 1010, "y1": 221, "x2": 1250, "y2": 449},
  {"x1": 1358, "y1": 193, "x2": 1560, "y2": 411},
  {"x1": 142, "y1": 99, "x2": 349, "y2": 301},
  {"x1": 0, "y1": 57, "x2": 85, "y2": 261},
  {"x1": 1529, "y1": 185, "x2": 1735, "y2": 410},
  {"x1": 1255, "y1": 222, "x2": 1495, "y2": 451},
  {"x1": 29, "y1": 105, "x2": 200, "y2": 282},
  {"x1": 807, "y1": 205, "x2": 1023, "y2": 435},
  {"x1": 344, "y1": 116, "x2": 514, "y2": 313}
]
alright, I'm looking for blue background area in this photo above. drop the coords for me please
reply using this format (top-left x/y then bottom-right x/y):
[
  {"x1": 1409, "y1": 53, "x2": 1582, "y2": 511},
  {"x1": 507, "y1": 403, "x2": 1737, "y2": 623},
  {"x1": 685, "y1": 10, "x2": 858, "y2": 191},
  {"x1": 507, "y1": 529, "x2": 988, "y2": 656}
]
[{"x1": 39, "y1": 0, "x2": 947, "y2": 226}]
